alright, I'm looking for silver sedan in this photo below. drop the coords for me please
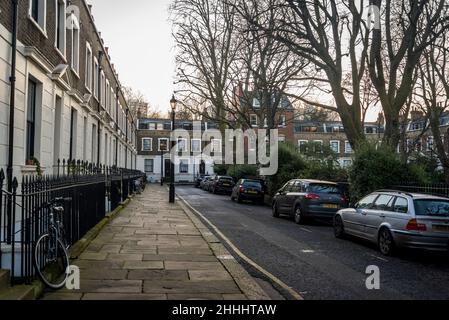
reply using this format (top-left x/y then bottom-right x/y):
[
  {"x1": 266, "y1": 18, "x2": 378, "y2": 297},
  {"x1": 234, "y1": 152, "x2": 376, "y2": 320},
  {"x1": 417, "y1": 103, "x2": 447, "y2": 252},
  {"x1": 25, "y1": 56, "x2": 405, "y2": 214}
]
[{"x1": 334, "y1": 190, "x2": 449, "y2": 255}]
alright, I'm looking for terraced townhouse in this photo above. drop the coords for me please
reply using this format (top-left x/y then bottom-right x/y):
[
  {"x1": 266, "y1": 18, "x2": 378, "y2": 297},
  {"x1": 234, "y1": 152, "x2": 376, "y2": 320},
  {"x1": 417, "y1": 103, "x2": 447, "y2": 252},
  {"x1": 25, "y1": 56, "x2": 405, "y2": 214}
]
[{"x1": 0, "y1": 0, "x2": 138, "y2": 186}]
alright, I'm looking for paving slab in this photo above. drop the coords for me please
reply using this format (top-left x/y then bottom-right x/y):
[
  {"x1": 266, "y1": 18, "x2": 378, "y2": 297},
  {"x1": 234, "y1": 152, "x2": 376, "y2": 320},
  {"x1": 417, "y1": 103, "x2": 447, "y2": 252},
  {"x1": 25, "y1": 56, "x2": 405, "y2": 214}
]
[{"x1": 40, "y1": 184, "x2": 269, "y2": 300}]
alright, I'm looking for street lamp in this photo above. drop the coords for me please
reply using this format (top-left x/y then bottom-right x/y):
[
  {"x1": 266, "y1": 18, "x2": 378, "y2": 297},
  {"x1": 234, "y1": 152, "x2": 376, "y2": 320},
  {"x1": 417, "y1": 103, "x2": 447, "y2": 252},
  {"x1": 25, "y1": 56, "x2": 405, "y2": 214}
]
[{"x1": 169, "y1": 94, "x2": 177, "y2": 203}]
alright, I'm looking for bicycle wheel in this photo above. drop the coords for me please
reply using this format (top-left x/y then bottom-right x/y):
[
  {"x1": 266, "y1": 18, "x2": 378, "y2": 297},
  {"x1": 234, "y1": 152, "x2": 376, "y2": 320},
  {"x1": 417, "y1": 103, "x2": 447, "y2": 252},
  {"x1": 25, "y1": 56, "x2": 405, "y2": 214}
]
[{"x1": 33, "y1": 233, "x2": 70, "y2": 289}]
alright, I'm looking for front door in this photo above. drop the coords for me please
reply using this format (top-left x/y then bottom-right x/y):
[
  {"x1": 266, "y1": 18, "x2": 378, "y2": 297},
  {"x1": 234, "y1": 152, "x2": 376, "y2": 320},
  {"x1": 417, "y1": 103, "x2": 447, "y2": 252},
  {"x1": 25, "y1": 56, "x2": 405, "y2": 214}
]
[
  {"x1": 199, "y1": 161, "x2": 206, "y2": 175},
  {"x1": 164, "y1": 159, "x2": 171, "y2": 179}
]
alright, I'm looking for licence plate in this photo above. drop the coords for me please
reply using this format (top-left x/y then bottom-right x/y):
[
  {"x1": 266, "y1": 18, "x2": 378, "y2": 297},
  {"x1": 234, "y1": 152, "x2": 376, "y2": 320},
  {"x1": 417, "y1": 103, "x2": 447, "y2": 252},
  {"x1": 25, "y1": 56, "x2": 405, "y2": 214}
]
[
  {"x1": 322, "y1": 204, "x2": 338, "y2": 209},
  {"x1": 223, "y1": 184, "x2": 230, "y2": 186},
  {"x1": 247, "y1": 191, "x2": 258, "y2": 194},
  {"x1": 433, "y1": 225, "x2": 449, "y2": 233}
]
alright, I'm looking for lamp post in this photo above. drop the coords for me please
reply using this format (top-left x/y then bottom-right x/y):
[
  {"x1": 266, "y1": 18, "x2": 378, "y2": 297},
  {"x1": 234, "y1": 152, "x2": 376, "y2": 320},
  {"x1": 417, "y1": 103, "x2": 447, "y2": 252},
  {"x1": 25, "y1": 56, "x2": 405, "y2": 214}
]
[{"x1": 169, "y1": 94, "x2": 177, "y2": 203}]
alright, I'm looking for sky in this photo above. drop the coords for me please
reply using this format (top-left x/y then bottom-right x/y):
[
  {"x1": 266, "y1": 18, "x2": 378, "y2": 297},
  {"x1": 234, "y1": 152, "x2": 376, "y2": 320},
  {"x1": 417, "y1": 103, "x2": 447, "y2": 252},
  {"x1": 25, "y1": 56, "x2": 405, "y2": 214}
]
[
  {"x1": 89, "y1": 0, "x2": 175, "y2": 115},
  {"x1": 87, "y1": 0, "x2": 379, "y2": 122}
]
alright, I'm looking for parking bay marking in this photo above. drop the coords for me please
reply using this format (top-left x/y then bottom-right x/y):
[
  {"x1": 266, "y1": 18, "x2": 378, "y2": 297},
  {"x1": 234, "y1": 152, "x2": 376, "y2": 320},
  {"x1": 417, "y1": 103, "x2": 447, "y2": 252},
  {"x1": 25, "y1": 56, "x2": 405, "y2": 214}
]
[{"x1": 370, "y1": 254, "x2": 389, "y2": 262}]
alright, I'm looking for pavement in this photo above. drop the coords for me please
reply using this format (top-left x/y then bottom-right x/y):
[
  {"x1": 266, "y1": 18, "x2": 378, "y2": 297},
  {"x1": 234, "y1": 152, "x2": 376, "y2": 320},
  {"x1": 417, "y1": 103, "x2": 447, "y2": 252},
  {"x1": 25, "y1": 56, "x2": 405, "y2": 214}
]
[
  {"x1": 176, "y1": 186, "x2": 449, "y2": 300},
  {"x1": 41, "y1": 184, "x2": 271, "y2": 300}
]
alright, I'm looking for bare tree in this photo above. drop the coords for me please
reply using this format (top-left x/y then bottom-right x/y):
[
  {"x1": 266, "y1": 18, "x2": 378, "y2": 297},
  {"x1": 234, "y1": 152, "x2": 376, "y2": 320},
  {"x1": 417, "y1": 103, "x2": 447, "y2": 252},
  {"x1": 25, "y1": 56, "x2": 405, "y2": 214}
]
[
  {"x1": 171, "y1": 0, "x2": 240, "y2": 133},
  {"x1": 415, "y1": 30, "x2": 449, "y2": 181},
  {"x1": 368, "y1": 0, "x2": 449, "y2": 148},
  {"x1": 238, "y1": 0, "x2": 449, "y2": 149},
  {"x1": 122, "y1": 86, "x2": 161, "y2": 119},
  {"x1": 171, "y1": 0, "x2": 307, "y2": 132}
]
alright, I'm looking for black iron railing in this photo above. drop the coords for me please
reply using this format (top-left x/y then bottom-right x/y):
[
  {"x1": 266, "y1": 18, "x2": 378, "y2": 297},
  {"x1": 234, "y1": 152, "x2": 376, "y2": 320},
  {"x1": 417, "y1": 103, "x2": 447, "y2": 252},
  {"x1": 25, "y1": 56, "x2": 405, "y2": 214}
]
[{"x1": 0, "y1": 160, "x2": 144, "y2": 285}]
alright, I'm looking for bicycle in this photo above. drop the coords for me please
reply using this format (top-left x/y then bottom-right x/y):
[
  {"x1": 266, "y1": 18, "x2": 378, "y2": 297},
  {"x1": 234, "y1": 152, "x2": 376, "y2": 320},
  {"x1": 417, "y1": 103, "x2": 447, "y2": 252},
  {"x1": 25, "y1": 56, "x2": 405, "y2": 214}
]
[{"x1": 33, "y1": 197, "x2": 72, "y2": 289}]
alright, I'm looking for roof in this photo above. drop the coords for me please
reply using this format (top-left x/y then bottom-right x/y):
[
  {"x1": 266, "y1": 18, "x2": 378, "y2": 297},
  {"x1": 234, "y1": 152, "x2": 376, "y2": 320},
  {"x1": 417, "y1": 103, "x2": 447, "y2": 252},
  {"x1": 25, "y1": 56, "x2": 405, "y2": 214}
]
[
  {"x1": 294, "y1": 179, "x2": 338, "y2": 185},
  {"x1": 374, "y1": 190, "x2": 449, "y2": 200}
]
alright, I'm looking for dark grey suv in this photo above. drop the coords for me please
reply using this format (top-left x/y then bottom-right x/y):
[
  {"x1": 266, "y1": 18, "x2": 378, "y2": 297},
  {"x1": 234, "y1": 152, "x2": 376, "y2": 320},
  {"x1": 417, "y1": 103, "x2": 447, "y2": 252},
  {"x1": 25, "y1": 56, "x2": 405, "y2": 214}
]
[{"x1": 272, "y1": 179, "x2": 349, "y2": 224}]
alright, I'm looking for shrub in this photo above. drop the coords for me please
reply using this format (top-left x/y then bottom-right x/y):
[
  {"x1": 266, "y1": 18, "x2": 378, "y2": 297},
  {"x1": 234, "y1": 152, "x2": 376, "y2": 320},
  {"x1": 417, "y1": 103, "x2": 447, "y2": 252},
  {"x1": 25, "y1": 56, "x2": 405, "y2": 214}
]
[
  {"x1": 265, "y1": 142, "x2": 308, "y2": 195},
  {"x1": 302, "y1": 161, "x2": 348, "y2": 182},
  {"x1": 213, "y1": 164, "x2": 228, "y2": 175},
  {"x1": 348, "y1": 142, "x2": 429, "y2": 201},
  {"x1": 227, "y1": 164, "x2": 258, "y2": 180}
]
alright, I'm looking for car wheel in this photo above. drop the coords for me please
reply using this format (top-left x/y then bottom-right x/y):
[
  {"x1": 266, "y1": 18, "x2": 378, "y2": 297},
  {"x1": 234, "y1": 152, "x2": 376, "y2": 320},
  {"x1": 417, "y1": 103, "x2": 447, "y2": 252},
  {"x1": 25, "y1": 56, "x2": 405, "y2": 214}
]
[
  {"x1": 237, "y1": 195, "x2": 242, "y2": 203},
  {"x1": 334, "y1": 215, "x2": 345, "y2": 239},
  {"x1": 294, "y1": 206, "x2": 303, "y2": 224},
  {"x1": 272, "y1": 202, "x2": 280, "y2": 218},
  {"x1": 378, "y1": 228, "x2": 395, "y2": 256}
]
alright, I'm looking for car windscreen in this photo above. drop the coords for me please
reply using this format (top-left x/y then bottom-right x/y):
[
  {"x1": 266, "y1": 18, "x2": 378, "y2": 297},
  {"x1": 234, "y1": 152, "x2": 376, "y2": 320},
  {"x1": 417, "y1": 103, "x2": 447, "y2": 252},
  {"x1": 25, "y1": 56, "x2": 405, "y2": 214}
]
[
  {"x1": 242, "y1": 181, "x2": 262, "y2": 188},
  {"x1": 307, "y1": 184, "x2": 341, "y2": 194},
  {"x1": 219, "y1": 178, "x2": 233, "y2": 182},
  {"x1": 414, "y1": 199, "x2": 449, "y2": 217}
]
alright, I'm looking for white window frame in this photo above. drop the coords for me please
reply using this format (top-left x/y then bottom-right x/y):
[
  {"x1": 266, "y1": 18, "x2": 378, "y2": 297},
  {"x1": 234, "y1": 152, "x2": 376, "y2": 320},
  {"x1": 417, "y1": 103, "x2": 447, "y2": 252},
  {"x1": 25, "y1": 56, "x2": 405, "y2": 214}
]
[
  {"x1": 85, "y1": 42, "x2": 93, "y2": 92},
  {"x1": 100, "y1": 71, "x2": 105, "y2": 106},
  {"x1": 298, "y1": 140, "x2": 308, "y2": 153},
  {"x1": 252, "y1": 98, "x2": 260, "y2": 109},
  {"x1": 279, "y1": 115, "x2": 286, "y2": 127},
  {"x1": 191, "y1": 139, "x2": 202, "y2": 153},
  {"x1": 345, "y1": 141, "x2": 353, "y2": 154},
  {"x1": 211, "y1": 139, "x2": 222, "y2": 153},
  {"x1": 142, "y1": 138, "x2": 152, "y2": 152},
  {"x1": 54, "y1": 0, "x2": 66, "y2": 57},
  {"x1": 179, "y1": 159, "x2": 189, "y2": 174},
  {"x1": 313, "y1": 140, "x2": 324, "y2": 153},
  {"x1": 93, "y1": 57, "x2": 99, "y2": 98},
  {"x1": 330, "y1": 140, "x2": 340, "y2": 154},
  {"x1": 427, "y1": 136, "x2": 434, "y2": 152},
  {"x1": 342, "y1": 160, "x2": 352, "y2": 168},
  {"x1": 177, "y1": 138, "x2": 188, "y2": 152},
  {"x1": 69, "y1": 13, "x2": 80, "y2": 75},
  {"x1": 106, "y1": 81, "x2": 110, "y2": 113},
  {"x1": 29, "y1": 0, "x2": 47, "y2": 36},
  {"x1": 158, "y1": 138, "x2": 169, "y2": 152},
  {"x1": 250, "y1": 114, "x2": 258, "y2": 126},
  {"x1": 144, "y1": 159, "x2": 154, "y2": 173}
]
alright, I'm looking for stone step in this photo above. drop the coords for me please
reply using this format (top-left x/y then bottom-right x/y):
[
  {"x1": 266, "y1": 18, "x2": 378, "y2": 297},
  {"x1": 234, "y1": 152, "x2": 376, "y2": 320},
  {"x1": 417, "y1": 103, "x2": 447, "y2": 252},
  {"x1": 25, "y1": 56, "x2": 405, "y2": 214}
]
[
  {"x1": 0, "y1": 285, "x2": 35, "y2": 300},
  {"x1": 0, "y1": 269, "x2": 10, "y2": 291}
]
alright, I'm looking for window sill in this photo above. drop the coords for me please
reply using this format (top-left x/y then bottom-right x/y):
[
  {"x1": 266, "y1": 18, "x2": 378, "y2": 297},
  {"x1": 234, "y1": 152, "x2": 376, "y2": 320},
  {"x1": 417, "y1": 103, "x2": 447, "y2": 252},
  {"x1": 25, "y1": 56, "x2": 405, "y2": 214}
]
[{"x1": 28, "y1": 16, "x2": 48, "y2": 39}]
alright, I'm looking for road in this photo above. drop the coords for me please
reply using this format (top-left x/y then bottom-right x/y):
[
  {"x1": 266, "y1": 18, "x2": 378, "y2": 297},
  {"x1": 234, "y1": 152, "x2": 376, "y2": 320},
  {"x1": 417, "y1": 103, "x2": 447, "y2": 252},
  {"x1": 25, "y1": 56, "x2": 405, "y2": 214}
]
[{"x1": 176, "y1": 186, "x2": 449, "y2": 300}]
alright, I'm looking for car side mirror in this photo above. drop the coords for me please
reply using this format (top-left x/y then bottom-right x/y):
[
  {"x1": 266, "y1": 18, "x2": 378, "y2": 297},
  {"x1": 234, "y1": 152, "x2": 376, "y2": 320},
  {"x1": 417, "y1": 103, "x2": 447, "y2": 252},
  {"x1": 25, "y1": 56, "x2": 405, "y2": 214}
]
[{"x1": 351, "y1": 202, "x2": 358, "y2": 209}]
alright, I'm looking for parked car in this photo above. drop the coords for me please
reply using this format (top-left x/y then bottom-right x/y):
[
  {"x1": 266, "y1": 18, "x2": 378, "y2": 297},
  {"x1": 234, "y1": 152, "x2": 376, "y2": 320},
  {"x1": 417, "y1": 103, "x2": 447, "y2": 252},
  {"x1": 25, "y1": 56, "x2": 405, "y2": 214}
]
[
  {"x1": 334, "y1": 190, "x2": 449, "y2": 255},
  {"x1": 195, "y1": 175, "x2": 209, "y2": 188},
  {"x1": 209, "y1": 176, "x2": 235, "y2": 194},
  {"x1": 200, "y1": 176, "x2": 212, "y2": 190},
  {"x1": 272, "y1": 179, "x2": 349, "y2": 224},
  {"x1": 231, "y1": 179, "x2": 265, "y2": 204}
]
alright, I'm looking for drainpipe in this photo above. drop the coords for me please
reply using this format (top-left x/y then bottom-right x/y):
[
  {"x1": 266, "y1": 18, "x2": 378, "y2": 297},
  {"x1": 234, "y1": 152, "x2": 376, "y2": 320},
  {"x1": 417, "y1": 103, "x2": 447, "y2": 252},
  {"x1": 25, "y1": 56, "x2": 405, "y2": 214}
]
[{"x1": 7, "y1": 0, "x2": 19, "y2": 193}]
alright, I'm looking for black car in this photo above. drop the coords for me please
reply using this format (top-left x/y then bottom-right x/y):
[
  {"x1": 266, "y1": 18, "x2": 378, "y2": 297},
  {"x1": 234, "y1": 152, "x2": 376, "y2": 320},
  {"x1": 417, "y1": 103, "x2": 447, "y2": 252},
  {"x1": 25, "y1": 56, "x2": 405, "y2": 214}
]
[
  {"x1": 195, "y1": 175, "x2": 209, "y2": 188},
  {"x1": 210, "y1": 176, "x2": 235, "y2": 194},
  {"x1": 272, "y1": 179, "x2": 349, "y2": 224},
  {"x1": 231, "y1": 179, "x2": 265, "y2": 204}
]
